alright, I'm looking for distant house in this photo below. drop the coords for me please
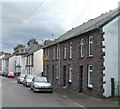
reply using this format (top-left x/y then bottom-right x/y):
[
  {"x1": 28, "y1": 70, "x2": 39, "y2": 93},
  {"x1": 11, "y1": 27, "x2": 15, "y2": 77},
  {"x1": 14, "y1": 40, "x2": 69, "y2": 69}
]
[
  {"x1": 14, "y1": 48, "x2": 26, "y2": 75},
  {"x1": 43, "y1": 8, "x2": 120, "y2": 97},
  {"x1": 8, "y1": 54, "x2": 16, "y2": 73},
  {"x1": 2, "y1": 54, "x2": 11, "y2": 72},
  {"x1": 33, "y1": 48, "x2": 43, "y2": 76},
  {"x1": 0, "y1": 54, "x2": 5, "y2": 71},
  {"x1": 0, "y1": 53, "x2": 11, "y2": 72},
  {"x1": 25, "y1": 44, "x2": 43, "y2": 75}
]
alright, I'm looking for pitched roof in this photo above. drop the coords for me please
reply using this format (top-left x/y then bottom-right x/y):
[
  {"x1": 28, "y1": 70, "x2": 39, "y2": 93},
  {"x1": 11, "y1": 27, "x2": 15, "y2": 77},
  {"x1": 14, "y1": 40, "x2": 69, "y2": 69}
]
[
  {"x1": 43, "y1": 7, "x2": 120, "y2": 48},
  {"x1": 3, "y1": 54, "x2": 13, "y2": 60},
  {"x1": 26, "y1": 44, "x2": 42, "y2": 56}
]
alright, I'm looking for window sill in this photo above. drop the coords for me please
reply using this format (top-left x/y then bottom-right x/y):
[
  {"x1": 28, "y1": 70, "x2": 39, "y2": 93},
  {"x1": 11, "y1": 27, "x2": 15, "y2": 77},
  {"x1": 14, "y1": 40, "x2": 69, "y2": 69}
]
[
  {"x1": 87, "y1": 55, "x2": 93, "y2": 58},
  {"x1": 87, "y1": 85, "x2": 93, "y2": 90},
  {"x1": 79, "y1": 57, "x2": 84, "y2": 59},
  {"x1": 68, "y1": 80, "x2": 72, "y2": 83}
]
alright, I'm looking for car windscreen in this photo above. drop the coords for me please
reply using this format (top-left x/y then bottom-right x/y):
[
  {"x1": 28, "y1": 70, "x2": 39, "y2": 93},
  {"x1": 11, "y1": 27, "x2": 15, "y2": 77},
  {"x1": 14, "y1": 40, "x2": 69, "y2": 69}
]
[
  {"x1": 26, "y1": 75, "x2": 34, "y2": 79},
  {"x1": 20, "y1": 75, "x2": 25, "y2": 78},
  {"x1": 34, "y1": 77, "x2": 47, "y2": 82}
]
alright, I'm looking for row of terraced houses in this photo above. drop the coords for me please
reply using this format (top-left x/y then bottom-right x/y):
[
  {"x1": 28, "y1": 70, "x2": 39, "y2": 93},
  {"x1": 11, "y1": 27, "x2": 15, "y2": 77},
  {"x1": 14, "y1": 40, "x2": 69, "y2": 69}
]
[
  {"x1": 43, "y1": 8, "x2": 120, "y2": 98},
  {"x1": 0, "y1": 7, "x2": 120, "y2": 98}
]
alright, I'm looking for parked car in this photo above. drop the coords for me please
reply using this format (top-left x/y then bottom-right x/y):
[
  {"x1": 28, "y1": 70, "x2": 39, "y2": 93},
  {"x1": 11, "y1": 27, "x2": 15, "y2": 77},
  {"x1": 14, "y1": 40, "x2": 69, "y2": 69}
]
[
  {"x1": 23, "y1": 75, "x2": 36, "y2": 87},
  {"x1": 0, "y1": 71, "x2": 4, "y2": 76},
  {"x1": 4, "y1": 71, "x2": 9, "y2": 77},
  {"x1": 30, "y1": 77, "x2": 52, "y2": 93},
  {"x1": 17, "y1": 74, "x2": 26, "y2": 84},
  {"x1": 7, "y1": 72, "x2": 14, "y2": 78}
]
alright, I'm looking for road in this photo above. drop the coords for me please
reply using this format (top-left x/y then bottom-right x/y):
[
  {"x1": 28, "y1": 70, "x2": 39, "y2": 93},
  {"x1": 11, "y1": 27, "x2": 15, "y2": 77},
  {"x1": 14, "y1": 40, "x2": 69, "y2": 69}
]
[{"x1": 2, "y1": 76, "x2": 80, "y2": 107}]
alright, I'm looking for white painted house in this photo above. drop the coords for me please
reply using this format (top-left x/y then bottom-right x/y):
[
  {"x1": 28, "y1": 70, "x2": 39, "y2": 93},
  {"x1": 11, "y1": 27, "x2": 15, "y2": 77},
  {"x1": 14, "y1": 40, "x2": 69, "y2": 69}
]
[
  {"x1": 2, "y1": 54, "x2": 11, "y2": 72},
  {"x1": 0, "y1": 54, "x2": 5, "y2": 71},
  {"x1": 22, "y1": 44, "x2": 43, "y2": 76},
  {"x1": 102, "y1": 8, "x2": 120, "y2": 97},
  {"x1": 0, "y1": 53, "x2": 11, "y2": 72},
  {"x1": 33, "y1": 49, "x2": 43, "y2": 76},
  {"x1": 8, "y1": 55, "x2": 16, "y2": 73},
  {"x1": 21, "y1": 56, "x2": 27, "y2": 74}
]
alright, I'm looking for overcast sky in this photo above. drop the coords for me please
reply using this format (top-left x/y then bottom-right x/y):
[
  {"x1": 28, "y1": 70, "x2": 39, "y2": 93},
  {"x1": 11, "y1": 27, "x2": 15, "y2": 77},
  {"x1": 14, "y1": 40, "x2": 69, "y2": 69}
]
[{"x1": 1, "y1": 0, "x2": 120, "y2": 53}]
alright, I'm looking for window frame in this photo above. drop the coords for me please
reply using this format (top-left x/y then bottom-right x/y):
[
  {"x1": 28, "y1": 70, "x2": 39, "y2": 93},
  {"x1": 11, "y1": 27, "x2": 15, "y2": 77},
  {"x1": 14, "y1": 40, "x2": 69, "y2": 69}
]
[
  {"x1": 69, "y1": 42, "x2": 72, "y2": 59},
  {"x1": 56, "y1": 64, "x2": 59, "y2": 79},
  {"x1": 56, "y1": 46, "x2": 59, "y2": 60},
  {"x1": 53, "y1": 47, "x2": 55, "y2": 60},
  {"x1": 88, "y1": 65, "x2": 93, "y2": 88},
  {"x1": 68, "y1": 65, "x2": 72, "y2": 83},
  {"x1": 80, "y1": 39, "x2": 84, "y2": 58},
  {"x1": 64, "y1": 45, "x2": 67, "y2": 59},
  {"x1": 89, "y1": 36, "x2": 93, "y2": 56}
]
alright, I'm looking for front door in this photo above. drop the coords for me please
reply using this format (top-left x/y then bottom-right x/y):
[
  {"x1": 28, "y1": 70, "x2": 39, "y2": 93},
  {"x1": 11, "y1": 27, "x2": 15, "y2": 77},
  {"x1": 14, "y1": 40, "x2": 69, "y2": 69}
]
[
  {"x1": 63, "y1": 66, "x2": 66, "y2": 87},
  {"x1": 79, "y1": 66, "x2": 83, "y2": 92},
  {"x1": 52, "y1": 65, "x2": 55, "y2": 83}
]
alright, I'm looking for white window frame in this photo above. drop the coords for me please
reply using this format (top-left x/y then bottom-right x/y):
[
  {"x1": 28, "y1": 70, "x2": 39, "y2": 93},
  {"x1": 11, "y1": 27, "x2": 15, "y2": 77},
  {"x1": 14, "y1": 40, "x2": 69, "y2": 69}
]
[
  {"x1": 64, "y1": 45, "x2": 67, "y2": 59},
  {"x1": 68, "y1": 65, "x2": 72, "y2": 82},
  {"x1": 69, "y1": 42, "x2": 72, "y2": 59},
  {"x1": 56, "y1": 64, "x2": 59, "y2": 79},
  {"x1": 80, "y1": 39, "x2": 84, "y2": 57},
  {"x1": 57, "y1": 46, "x2": 59, "y2": 59},
  {"x1": 47, "y1": 49, "x2": 49, "y2": 57},
  {"x1": 44, "y1": 64, "x2": 47, "y2": 76},
  {"x1": 53, "y1": 47, "x2": 55, "y2": 60},
  {"x1": 89, "y1": 36, "x2": 93, "y2": 56},
  {"x1": 88, "y1": 65, "x2": 93, "y2": 88}
]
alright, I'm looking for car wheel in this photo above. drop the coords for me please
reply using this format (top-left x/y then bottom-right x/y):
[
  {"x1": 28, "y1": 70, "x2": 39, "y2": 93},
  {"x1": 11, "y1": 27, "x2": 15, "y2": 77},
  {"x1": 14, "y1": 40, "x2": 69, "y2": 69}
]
[
  {"x1": 30, "y1": 86, "x2": 33, "y2": 90},
  {"x1": 25, "y1": 82, "x2": 27, "y2": 87},
  {"x1": 33, "y1": 88, "x2": 36, "y2": 93},
  {"x1": 17, "y1": 80, "x2": 19, "y2": 83}
]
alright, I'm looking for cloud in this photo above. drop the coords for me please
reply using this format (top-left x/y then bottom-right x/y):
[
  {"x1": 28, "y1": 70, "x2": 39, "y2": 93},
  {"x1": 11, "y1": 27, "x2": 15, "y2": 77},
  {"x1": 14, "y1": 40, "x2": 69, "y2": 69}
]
[{"x1": 2, "y1": 0, "x2": 119, "y2": 53}]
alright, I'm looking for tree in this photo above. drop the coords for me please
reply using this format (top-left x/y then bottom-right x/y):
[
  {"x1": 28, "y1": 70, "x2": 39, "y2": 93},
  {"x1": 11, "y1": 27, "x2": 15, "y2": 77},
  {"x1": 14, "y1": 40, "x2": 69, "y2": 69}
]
[
  {"x1": 14, "y1": 44, "x2": 25, "y2": 52},
  {"x1": 27, "y1": 38, "x2": 39, "y2": 47}
]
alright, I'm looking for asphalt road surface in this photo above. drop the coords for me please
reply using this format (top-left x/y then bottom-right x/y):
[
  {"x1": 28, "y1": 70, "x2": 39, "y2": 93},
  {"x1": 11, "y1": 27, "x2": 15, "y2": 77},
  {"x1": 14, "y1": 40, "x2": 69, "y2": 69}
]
[{"x1": 2, "y1": 76, "x2": 80, "y2": 107}]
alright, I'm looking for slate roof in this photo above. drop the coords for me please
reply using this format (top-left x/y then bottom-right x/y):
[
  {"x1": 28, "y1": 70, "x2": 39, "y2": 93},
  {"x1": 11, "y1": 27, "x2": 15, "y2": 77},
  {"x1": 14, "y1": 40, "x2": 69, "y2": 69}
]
[
  {"x1": 26, "y1": 44, "x2": 42, "y2": 56},
  {"x1": 43, "y1": 7, "x2": 120, "y2": 48},
  {"x1": 3, "y1": 54, "x2": 13, "y2": 60}
]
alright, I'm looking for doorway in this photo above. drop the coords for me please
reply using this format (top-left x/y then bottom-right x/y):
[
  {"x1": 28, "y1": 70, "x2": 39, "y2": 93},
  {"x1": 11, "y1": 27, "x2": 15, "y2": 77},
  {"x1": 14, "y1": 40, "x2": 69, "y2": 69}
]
[
  {"x1": 52, "y1": 65, "x2": 55, "y2": 83},
  {"x1": 79, "y1": 66, "x2": 83, "y2": 92},
  {"x1": 63, "y1": 66, "x2": 67, "y2": 87}
]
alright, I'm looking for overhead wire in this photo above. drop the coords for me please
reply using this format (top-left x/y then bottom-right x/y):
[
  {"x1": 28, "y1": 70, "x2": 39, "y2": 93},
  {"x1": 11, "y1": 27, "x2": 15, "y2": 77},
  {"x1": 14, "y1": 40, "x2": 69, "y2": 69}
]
[
  {"x1": 7, "y1": 0, "x2": 46, "y2": 34},
  {"x1": 51, "y1": 0, "x2": 80, "y2": 39}
]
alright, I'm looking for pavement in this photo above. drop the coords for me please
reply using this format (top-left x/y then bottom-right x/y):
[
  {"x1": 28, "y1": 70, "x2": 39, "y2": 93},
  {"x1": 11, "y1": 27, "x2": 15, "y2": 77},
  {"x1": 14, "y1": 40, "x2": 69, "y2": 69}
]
[{"x1": 53, "y1": 86, "x2": 119, "y2": 108}]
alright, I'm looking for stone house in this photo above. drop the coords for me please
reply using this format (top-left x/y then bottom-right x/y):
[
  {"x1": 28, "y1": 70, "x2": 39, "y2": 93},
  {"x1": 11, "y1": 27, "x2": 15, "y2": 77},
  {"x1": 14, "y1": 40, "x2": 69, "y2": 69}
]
[{"x1": 43, "y1": 8, "x2": 120, "y2": 97}]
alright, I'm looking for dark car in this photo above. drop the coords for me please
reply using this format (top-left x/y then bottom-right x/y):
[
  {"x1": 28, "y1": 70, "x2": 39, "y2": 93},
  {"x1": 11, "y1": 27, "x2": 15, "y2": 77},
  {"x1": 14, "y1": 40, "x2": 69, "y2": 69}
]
[
  {"x1": 23, "y1": 75, "x2": 36, "y2": 87},
  {"x1": 30, "y1": 77, "x2": 52, "y2": 93},
  {"x1": 17, "y1": 74, "x2": 26, "y2": 84}
]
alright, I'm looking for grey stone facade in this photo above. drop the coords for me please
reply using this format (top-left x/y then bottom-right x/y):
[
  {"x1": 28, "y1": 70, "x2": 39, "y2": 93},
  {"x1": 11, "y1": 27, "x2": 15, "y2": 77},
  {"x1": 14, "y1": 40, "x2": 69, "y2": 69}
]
[
  {"x1": 43, "y1": 8, "x2": 120, "y2": 97},
  {"x1": 43, "y1": 29, "x2": 105, "y2": 97}
]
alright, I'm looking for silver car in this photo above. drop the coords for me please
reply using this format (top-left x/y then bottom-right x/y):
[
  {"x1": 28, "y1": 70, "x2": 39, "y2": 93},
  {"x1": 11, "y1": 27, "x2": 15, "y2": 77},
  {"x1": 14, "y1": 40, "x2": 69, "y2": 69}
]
[
  {"x1": 17, "y1": 74, "x2": 26, "y2": 84},
  {"x1": 23, "y1": 75, "x2": 36, "y2": 87},
  {"x1": 30, "y1": 77, "x2": 52, "y2": 93}
]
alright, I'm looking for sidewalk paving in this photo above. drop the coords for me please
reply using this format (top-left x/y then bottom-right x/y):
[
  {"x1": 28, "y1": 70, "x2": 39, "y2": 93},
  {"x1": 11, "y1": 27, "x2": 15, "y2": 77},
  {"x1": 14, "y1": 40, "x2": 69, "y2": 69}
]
[{"x1": 53, "y1": 86, "x2": 119, "y2": 108}]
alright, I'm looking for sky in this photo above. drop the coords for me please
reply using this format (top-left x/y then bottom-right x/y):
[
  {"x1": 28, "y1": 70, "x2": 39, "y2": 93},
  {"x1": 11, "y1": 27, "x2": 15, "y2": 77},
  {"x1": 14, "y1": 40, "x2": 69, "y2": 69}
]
[{"x1": 1, "y1": 0, "x2": 120, "y2": 53}]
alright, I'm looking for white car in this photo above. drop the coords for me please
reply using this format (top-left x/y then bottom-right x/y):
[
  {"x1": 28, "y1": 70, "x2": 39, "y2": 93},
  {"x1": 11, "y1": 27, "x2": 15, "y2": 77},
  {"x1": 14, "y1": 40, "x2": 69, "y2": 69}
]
[
  {"x1": 30, "y1": 77, "x2": 52, "y2": 93},
  {"x1": 17, "y1": 74, "x2": 26, "y2": 84},
  {"x1": 23, "y1": 75, "x2": 36, "y2": 87}
]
